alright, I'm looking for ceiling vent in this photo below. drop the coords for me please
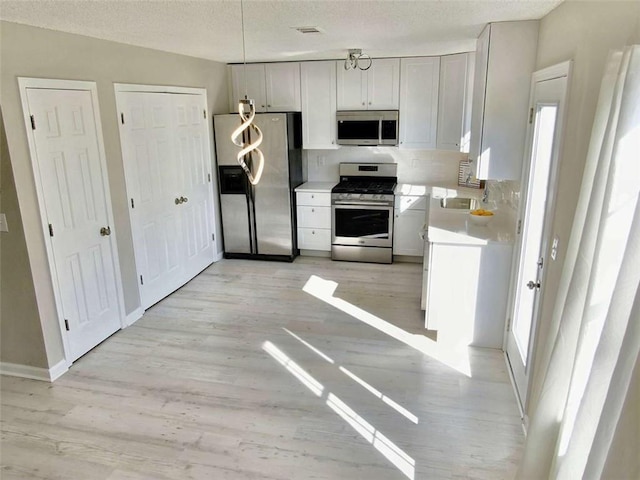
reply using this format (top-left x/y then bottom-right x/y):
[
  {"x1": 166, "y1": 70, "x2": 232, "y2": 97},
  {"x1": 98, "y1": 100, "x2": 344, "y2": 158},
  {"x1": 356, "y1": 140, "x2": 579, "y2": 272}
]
[{"x1": 293, "y1": 26, "x2": 323, "y2": 34}]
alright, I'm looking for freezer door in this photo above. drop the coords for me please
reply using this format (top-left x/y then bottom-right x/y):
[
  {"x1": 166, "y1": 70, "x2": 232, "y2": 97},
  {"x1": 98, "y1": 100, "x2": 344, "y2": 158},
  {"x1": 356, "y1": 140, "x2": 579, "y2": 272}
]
[
  {"x1": 252, "y1": 114, "x2": 293, "y2": 256},
  {"x1": 220, "y1": 194, "x2": 251, "y2": 254}
]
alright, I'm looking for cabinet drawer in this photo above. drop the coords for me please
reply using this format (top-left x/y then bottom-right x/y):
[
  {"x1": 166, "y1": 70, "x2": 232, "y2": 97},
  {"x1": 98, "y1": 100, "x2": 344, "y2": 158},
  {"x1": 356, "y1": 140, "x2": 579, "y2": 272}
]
[
  {"x1": 297, "y1": 192, "x2": 331, "y2": 206},
  {"x1": 297, "y1": 205, "x2": 331, "y2": 228},
  {"x1": 395, "y1": 195, "x2": 428, "y2": 211},
  {"x1": 298, "y1": 228, "x2": 331, "y2": 251}
]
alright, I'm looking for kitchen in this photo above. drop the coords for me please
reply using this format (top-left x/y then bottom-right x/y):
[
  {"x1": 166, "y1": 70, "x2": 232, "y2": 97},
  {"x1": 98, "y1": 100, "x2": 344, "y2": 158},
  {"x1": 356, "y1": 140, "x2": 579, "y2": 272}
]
[{"x1": 1, "y1": 1, "x2": 639, "y2": 479}]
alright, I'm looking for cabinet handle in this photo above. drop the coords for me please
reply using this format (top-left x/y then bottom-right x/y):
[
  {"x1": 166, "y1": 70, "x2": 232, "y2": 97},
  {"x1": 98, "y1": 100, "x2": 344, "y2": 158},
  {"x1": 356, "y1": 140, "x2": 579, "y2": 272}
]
[
  {"x1": 311, "y1": 194, "x2": 314, "y2": 199},
  {"x1": 362, "y1": 102, "x2": 365, "y2": 106},
  {"x1": 368, "y1": 101, "x2": 372, "y2": 105},
  {"x1": 312, "y1": 230, "x2": 315, "y2": 234},
  {"x1": 311, "y1": 208, "x2": 315, "y2": 212},
  {"x1": 267, "y1": 104, "x2": 271, "y2": 107}
]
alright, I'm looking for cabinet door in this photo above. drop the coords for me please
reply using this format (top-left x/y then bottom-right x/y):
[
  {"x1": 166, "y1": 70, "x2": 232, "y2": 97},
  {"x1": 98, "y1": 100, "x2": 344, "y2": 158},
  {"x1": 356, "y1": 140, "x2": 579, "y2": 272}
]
[
  {"x1": 336, "y1": 62, "x2": 367, "y2": 110},
  {"x1": 298, "y1": 228, "x2": 331, "y2": 251},
  {"x1": 230, "y1": 64, "x2": 267, "y2": 112},
  {"x1": 367, "y1": 58, "x2": 400, "y2": 109},
  {"x1": 437, "y1": 53, "x2": 469, "y2": 151},
  {"x1": 265, "y1": 63, "x2": 301, "y2": 111},
  {"x1": 393, "y1": 207, "x2": 427, "y2": 256},
  {"x1": 399, "y1": 57, "x2": 440, "y2": 149},
  {"x1": 301, "y1": 61, "x2": 337, "y2": 149},
  {"x1": 297, "y1": 205, "x2": 331, "y2": 229},
  {"x1": 469, "y1": 25, "x2": 490, "y2": 171}
]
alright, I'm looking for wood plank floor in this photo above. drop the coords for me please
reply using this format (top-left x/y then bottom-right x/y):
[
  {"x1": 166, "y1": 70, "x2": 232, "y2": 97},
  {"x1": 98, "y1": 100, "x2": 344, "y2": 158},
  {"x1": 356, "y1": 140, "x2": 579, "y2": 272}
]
[{"x1": 1, "y1": 257, "x2": 524, "y2": 479}]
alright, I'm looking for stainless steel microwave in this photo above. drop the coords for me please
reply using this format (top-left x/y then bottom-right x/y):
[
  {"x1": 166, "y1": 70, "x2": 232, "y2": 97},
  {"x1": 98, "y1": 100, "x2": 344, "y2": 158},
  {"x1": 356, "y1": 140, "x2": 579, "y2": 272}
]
[{"x1": 336, "y1": 110, "x2": 399, "y2": 146}]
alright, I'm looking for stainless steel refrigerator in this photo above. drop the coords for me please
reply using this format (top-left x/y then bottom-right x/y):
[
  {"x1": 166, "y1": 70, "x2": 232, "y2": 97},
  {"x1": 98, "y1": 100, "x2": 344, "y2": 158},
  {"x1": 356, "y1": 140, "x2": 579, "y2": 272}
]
[{"x1": 213, "y1": 113, "x2": 303, "y2": 261}]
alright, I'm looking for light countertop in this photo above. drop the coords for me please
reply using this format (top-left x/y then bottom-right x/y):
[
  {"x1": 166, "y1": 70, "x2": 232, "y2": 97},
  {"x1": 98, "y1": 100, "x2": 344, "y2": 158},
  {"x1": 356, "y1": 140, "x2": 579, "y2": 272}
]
[
  {"x1": 295, "y1": 182, "x2": 336, "y2": 193},
  {"x1": 396, "y1": 183, "x2": 516, "y2": 245}
]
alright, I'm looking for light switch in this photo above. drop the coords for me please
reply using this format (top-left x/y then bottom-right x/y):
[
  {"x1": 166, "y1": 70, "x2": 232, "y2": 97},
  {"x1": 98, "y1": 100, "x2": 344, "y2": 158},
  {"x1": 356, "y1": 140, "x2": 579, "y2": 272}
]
[{"x1": 0, "y1": 213, "x2": 8, "y2": 232}]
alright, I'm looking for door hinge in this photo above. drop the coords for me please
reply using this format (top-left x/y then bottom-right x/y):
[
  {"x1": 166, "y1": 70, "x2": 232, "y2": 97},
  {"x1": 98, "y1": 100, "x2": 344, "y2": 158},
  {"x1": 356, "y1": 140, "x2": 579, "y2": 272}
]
[
  {"x1": 203, "y1": 109, "x2": 207, "y2": 119},
  {"x1": 517, "y1": 219, "x2": 522, "y2": 235},
  {"x1": 131, "y1": 198, "x2": 135, "y2": 209},
  {"x1": 212, "y1": 233, "x2": 215, "y2": 241},
  {"x1": 64, "y1": 319, "x2": 70, "y2": 331},
  {"x1": 140, "y1": 275, "x2": 144, "y2": 285},
  {"x1": 30, "y1": 115, "x2": 36, "y2": 130},
  {"x1": 506, "y1": 317, "x2": 511, "y2": 332},
  {"x1": 208, "y1": 173, "x2": 211, "y2": 182},
  {"x1": 529, "y1": 108, "x2": 534, "y2": 124},
  {"x1": 121, "y1": 112, "x2": 125, "y2": 125},
  {"x1": 48, "y1": 223, "x2": 54, "y2": 237}
]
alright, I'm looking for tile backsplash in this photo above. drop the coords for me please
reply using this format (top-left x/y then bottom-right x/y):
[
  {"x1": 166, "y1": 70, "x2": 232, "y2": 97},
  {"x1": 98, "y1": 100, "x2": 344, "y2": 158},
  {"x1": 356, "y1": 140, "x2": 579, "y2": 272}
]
[
  {"x1": 303, "y1": 147, "x2": 521, "y2": 214},
  {"x1": 304, "y1": 147, "x2": 468, "y2": 185}
]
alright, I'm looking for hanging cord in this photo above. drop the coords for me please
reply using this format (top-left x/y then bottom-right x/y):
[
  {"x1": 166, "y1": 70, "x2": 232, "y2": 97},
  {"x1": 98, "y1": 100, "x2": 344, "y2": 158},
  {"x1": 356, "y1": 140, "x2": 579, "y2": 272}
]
[{"x1": 240, "y1": 0, "x2": 247, "y2": 99}]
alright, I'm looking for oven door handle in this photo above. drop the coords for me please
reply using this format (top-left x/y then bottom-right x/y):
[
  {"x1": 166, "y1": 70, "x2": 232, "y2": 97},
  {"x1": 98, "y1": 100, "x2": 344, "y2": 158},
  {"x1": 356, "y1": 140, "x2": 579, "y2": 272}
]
[
  {"x1": 378, "y1": 116, "x2": 383, "y2": 144},
  {"x1": 333, "y1": 201, "x2": 393, "y2": 207}
]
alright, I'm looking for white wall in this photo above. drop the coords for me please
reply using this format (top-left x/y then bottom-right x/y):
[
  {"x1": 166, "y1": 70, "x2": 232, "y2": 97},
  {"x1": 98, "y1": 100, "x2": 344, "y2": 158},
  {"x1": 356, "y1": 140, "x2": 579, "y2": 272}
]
[
  {"x1": 0, "y1": 21, "x2": 229, "y2": 369},
  {"x1": 526, "y1": 0, "x2": 640, "y2": 475}
]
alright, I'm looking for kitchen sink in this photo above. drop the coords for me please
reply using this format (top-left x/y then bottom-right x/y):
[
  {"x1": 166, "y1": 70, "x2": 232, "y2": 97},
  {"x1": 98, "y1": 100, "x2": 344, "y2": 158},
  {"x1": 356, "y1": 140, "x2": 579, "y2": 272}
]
[{"x1": 439, "y1": 197, "x2": 477, "y2": 209}]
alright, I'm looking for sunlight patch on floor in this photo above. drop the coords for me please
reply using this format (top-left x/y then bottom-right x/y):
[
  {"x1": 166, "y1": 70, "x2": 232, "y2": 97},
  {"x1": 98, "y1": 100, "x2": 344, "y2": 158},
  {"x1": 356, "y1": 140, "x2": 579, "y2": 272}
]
[
  {"x1": 263, "y1": 341, "x2": 324, "y2": 396},
  {"x1": 262, "y1": 340, "x2": 416, "y2": 479},
  {"x1": 302, "y1": 274, "x2": 471, "y2": 376}
]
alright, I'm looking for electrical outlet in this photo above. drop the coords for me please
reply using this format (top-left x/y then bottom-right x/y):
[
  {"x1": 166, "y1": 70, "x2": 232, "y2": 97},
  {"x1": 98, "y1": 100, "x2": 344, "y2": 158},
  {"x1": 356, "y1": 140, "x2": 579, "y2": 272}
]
[
  {"x1": 551, "y1": 235, "x2": 559, "y2": 261},
  {"x1": 318, "y1": 156, "x2": 326, "y2": 167},
  {"x1": 0, "y1": 213, "x2": 8, "y2": 232}
]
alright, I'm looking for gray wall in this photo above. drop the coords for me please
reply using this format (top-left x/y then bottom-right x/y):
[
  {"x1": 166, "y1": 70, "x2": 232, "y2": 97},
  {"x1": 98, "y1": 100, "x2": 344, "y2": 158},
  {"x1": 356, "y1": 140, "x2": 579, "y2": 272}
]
[
  {"x1": 0, "y1": 21, "x2": 228, "y2": 369},
  {"x1": 529, "y1": 0, "x2": 640, "y2": 474}
]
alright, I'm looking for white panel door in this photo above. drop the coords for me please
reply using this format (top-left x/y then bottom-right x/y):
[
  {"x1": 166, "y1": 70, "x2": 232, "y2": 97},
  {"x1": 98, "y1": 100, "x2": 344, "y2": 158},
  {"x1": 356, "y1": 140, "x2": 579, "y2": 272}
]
[
  {"x1": 119, "y1": 92, "x2": 183, "y2": 308},
  {"x1": 25, "y1": 87, "x2": 122, "y2": 361},
  {"x1": 171, "y1": 94, "x2": 215, "y2": 280},
  {"x1": 118, "y1": 90, "x2": 215, "y2": 309}
]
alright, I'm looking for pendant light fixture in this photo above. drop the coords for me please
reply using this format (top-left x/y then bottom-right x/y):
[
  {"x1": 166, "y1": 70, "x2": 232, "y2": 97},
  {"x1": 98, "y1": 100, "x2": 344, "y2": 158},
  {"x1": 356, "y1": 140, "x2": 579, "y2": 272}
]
[{"x1": 230, "y1": 0, "x2": 264, "y2": 185}]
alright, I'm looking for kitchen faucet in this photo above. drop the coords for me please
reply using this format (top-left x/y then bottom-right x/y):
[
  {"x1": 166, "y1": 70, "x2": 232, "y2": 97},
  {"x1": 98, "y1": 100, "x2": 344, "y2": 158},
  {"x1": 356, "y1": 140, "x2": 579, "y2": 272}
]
[{"x1": 482, "y1": 187, "x2": 489, "y2": 203}]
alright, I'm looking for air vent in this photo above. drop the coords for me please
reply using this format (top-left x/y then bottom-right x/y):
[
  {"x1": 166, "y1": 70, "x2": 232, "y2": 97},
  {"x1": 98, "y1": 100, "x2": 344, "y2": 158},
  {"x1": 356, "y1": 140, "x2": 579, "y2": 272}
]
[{"x1": 293, "y1": 26, "x2": 323, "y2": 34}]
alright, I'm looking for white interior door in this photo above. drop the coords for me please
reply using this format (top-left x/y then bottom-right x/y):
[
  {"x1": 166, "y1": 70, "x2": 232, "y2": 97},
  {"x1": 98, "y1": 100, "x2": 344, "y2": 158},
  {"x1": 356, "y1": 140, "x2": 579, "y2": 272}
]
[
  {"x1": 172, "y1": 94, "x2": 215, "y2": 280},
  {"x1": 506, "y1": 63, "x2": 571, "y2": 413},
  {"x1": 117, "y1": 88, "x2": 215, "y2": 309},
  {"x1": 23, "y1": 85, "x2": 123, "y2": 362}
]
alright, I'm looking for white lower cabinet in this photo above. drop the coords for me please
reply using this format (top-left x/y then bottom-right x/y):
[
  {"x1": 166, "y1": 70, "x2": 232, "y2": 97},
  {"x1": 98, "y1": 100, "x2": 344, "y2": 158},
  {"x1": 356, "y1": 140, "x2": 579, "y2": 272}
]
[
  {"x1": 393, "y1": 195, "x2": 428, "y2": 256},
  {"x1": 296, "y1": 191, "x2": 331, "y2": 251},
  {"x1": 425, "y1": 241, "x2": 512, "y2": 348}
]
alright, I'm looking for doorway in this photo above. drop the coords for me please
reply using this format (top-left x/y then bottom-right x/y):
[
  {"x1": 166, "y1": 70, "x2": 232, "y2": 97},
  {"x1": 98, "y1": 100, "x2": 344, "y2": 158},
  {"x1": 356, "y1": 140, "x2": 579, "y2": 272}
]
[
  {"x1": 18, "y1": 78, "x2": 126, "y2": 363},
  {"x1": 505, "y1": 61, "x2": 572, "y2": 417}
]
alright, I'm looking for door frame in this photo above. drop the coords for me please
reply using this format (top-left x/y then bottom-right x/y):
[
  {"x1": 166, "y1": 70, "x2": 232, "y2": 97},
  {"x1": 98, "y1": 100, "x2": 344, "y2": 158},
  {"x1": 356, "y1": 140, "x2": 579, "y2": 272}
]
[
  {"x1": 18, "y1": 77, "x2": 127, "y2": 368},
  {"x1": 503, "y1": 60, "x2": 573, "y2": 422},
  {"x1": 113, "y1": 83, "x2": 221, "y2": 309}
]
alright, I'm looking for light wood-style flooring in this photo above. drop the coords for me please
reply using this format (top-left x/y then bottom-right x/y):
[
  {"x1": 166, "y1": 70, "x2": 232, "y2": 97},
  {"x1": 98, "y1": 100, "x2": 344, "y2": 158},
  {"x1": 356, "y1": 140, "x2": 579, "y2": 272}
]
[{"x1": 1, "y1": 257, "x2": 524, "y2": 479}]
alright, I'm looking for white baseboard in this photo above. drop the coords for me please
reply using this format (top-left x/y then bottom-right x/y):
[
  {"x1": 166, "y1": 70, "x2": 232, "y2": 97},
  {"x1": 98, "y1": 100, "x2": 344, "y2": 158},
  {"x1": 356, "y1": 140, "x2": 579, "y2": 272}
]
[
  {"x1": 0, "y1": 358, "x2": 68, "y2": 382},
  {"x1": 125, "y1": 307, "x2": 144, "y2": 327}
]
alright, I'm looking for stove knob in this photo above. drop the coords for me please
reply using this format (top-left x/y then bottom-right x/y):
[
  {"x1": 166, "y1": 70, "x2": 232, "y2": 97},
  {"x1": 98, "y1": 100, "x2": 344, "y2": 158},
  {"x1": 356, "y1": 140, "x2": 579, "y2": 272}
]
[
  {"x1": 359, "y1": 194, "x2": 365, "y2": 200},
  {"x1": 346, "y1": 193, "x2": 352, "y2": 200},
  {"x1": 373, "y1": 194, "x2": 379, "y2": 200}
]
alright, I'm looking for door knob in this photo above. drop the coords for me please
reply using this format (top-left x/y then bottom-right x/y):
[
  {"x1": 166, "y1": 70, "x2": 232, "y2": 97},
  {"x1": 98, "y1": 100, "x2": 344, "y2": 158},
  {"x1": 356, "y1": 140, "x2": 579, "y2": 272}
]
[
  {"x1": 180, "y1": 196, "x2": 188, "y2": 203},
  {"x1": 100, "y1": 226, "x2": 111, "y2": 236},
  {"x1": 526, "y1": 280, "x2": 540, "y2": 290}
]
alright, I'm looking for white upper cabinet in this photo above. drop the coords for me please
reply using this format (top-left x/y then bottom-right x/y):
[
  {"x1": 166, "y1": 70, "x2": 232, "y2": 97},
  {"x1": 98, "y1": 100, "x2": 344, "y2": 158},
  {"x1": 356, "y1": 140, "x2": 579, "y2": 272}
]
[
  {"x1": 399, "y1": 57, "x2": 440, "y2": 149},
  {"x1": 336, "y1": 58, "x2": 400, "y2": 110},
  {"x1": 437, "y1": 53, "x2": 474, "y2": 152},
  {"x1": 469, "y1": 21, "x2": 539, "y2": 180},
  {"x1": 230, "y1": 63, "x2": 301, "y2": 113},
  {"x1": 230, "y1": 64, "x2": 267, "y2": 112},
  {"x1": 301, "y1": 61, "x2": 338, "y2": 149},
  {"x1": 265, "y1": 63, "x2": 301, "y2": 111}
]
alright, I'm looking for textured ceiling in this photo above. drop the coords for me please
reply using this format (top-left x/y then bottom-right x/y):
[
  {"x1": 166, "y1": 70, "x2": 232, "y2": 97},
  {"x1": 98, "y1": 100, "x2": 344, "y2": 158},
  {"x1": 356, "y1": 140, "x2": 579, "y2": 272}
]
[{"x1": 0, "y1": 0, "x2": 564, "y2": 63}]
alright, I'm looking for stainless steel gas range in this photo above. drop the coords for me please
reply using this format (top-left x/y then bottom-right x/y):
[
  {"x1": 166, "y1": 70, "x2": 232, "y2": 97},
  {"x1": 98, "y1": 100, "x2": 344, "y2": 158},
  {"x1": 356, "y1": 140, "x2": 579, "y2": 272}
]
[{"x1": 331, "y1": 163, "x2": 397, "y2": 264}]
